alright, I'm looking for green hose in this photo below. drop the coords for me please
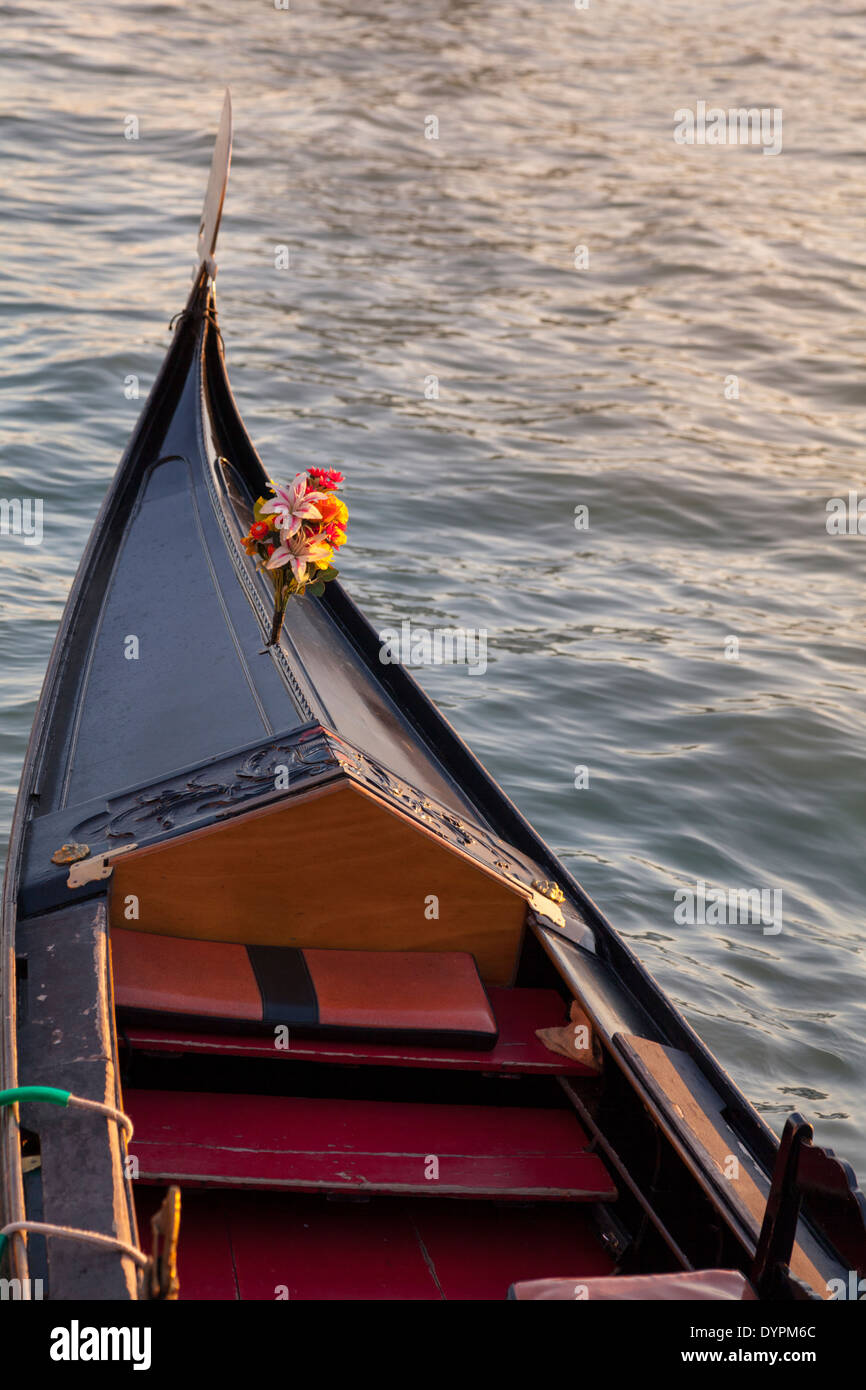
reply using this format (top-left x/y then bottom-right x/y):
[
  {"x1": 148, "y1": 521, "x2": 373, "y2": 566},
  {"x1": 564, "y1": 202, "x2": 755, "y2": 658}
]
[{"x1": 0, "y1": 1086, "x2": 71, "y2": 1108}]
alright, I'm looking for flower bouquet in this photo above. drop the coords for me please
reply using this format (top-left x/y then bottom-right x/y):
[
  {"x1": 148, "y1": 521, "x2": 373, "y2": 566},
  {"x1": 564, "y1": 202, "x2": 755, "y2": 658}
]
[{"x1": 242, "y1": 467, "x2": 348, "y2": 647}]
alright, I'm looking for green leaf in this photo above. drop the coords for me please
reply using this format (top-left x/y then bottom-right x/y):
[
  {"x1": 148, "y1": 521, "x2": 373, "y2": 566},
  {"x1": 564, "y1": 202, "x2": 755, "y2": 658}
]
[
  {"x1": 309, "y1": 580, "x2": 326, "y2": 597},
  {"x1": 317, "y1": 566, "x2": 339, "y2": 582}
]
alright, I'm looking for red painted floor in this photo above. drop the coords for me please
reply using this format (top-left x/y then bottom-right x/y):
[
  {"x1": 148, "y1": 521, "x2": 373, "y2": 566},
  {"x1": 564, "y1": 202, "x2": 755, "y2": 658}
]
[{"x1": 135, "y1": 1187, "x2": 613, "y2": 1300}]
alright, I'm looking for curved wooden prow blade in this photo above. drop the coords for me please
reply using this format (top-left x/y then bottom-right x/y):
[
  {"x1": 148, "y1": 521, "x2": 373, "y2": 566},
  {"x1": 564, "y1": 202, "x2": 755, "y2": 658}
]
[{"x1": 196, "y1": 88, "x2": 233, "y2": 276}]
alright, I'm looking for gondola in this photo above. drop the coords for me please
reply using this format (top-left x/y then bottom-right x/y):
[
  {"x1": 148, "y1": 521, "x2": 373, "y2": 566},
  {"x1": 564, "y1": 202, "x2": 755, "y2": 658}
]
[{"x1": 2, "y1": 93, "x2": 864, "y2": 1303}]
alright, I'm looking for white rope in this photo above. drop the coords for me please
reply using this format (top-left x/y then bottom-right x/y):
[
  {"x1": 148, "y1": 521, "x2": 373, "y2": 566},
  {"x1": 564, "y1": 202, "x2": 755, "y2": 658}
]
[
  {"x1": 66, "y1": 1095, "x2": 134, "y2": 1140},
  {"x1": 0, "y1": 1221, "x2": 148, "y2": 1268}
]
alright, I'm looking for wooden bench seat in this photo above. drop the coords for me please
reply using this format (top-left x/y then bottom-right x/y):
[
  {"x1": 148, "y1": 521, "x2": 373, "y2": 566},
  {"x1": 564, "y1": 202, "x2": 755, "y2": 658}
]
[
  {"x1": 120, "y1": 987, "x2": 596, "y2": 1076},
  {"x1": 125, "y1": 1090, "x2": 618, "y2": 1201}
]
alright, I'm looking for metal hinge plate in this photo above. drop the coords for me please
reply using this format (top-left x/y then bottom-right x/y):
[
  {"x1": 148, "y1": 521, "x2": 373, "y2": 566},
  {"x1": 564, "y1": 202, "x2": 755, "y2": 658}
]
[{"x1": 66, "y1": 844, "x2": 138, "y2": 889}]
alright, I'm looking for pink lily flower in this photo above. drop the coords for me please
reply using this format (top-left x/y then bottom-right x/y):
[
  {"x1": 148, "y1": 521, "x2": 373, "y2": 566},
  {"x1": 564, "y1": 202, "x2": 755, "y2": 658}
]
[
  {"x1": 265, "y1": 529, "x2": 334, "y2": 584},
  {"x1": 261, "y1": 473, "x2": 328, "y2": 539}
]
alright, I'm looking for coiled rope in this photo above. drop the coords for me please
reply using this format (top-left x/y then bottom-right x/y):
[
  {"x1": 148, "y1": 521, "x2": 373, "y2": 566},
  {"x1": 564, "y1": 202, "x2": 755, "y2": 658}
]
[{"x1": 0, "y1": 1086, "x2": 135, "y2": 1267}]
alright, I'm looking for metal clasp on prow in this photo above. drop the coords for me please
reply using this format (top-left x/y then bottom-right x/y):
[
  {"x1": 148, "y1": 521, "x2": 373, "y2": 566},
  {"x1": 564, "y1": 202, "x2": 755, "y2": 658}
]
[
  {"x1": 65, "y1": 844, "x2": 139, "y2": 889},
  {"x1": 528, "y1": 878, "x2": 566, "y2": 928}
]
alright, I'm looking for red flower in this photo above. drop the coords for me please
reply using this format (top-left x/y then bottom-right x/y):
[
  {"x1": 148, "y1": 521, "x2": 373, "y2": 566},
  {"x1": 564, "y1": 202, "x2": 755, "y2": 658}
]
[
  {"x1": 308, "y1": 467, "x2": 344, "y2": 490},
  {"x1": 250, "y1": 521, "x2": 270, "y2": 541}
]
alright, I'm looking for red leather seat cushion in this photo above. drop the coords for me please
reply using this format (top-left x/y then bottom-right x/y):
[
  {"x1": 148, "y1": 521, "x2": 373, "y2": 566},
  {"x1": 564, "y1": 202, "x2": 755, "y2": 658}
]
[
  {"x1": 304, "y1": 948, "x2": 493, "y2": 1034},
  {"x1": 510, "y1": 1270, "x2": 757, "y2": 1300},
  {"x1": 111, "y1": 930, "x2": 262, "y2": 1021},
  {"x1": 112, "y1": 930, "x2": 498, "y2": 1048}
]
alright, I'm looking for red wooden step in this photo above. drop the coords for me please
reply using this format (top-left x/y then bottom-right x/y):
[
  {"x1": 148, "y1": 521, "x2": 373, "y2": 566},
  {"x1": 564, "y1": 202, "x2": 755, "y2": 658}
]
[
  {"x1": 121, "y1": 987, "x2": 593, "y2": 1075},
  {"x1": 126, "y1": 1090, "x2": 617, "y2": 1202}
]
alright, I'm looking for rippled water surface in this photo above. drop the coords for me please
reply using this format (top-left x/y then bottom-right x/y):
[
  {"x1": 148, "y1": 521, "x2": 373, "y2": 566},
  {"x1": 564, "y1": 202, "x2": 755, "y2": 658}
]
[{"x1": 1, "y1": 1, "x2": 864, "y2": 1173}]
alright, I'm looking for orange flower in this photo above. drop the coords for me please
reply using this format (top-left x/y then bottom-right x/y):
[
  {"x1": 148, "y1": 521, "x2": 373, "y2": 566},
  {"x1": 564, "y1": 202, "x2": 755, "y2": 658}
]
[{"x1": 317, "y1": 495, "x2": 348, "y2": 529}]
